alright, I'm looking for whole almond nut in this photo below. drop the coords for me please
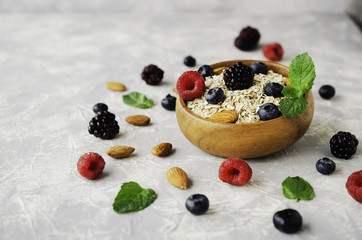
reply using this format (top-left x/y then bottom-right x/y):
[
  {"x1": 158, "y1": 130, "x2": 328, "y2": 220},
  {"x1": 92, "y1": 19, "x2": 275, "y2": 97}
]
[
  {"x1": 166, "y1": 167, "x2": 187, "y2": 189},
  {"x1": 125, "y1": 115, "x2": 150, "y2": 126},
  {"x1": 106, "y1": 146, "x2": 135, "y2": 159},
  {"x1": 151, "y1": 143, "x2": 172, "y2": 157},
  {"x1": 105, "y1": 82, "x2": 127, "y2": 91},
  {"x1": 209, "y1": 110, "x2": 238, "y2": 123}
]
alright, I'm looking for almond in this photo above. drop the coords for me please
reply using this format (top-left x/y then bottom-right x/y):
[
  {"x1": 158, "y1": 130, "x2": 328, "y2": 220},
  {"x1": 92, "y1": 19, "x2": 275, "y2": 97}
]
[
  {"x1": 166, "y1": 167, "x2": 188, "y2": 189},
  {"x1": 106, "y1": 146, "x2": 135, "y2": 159},
  {"x1": 105, "y1": 82, "x2": 127, "y2": 91},
  {"x1": 151, "y1": 142, "x2": 172, "y2": 157},
  {"x1": 173, "y1": 86, "x2": 178, "y2": 94},
  {"x1": 125, "y1": 115, "x2": 150, "y2": 126},
  {"x1": 209, "y1": 110, "x2": 238, "y2": 123}
]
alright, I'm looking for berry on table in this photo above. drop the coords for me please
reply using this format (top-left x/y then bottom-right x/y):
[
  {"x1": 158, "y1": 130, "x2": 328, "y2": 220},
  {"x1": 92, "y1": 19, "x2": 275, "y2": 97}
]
[
  {"x1": 330, "y1": 131, "x2": 359, "y2": 159},
  {"x1": 184, "y1": 56, "x2": 196, "y2": 67},
  {"x1": 251, "y1": 62, "x2": 268, "y2": 74},
  {"x1": 93, "y1": 103, "x2": 108, "y2": 114},
  {"x1": 218, "y1": 157, "x2": 252, "y2": 186},
  {"x1": 263, "y1": 43, "x2": 284, "y2": 61},
  {"x1": 176, "y1": 71, "x2": 205, "y2": 100},
  {"x1": 264, "y1": 83, "x2": 284, "y2": 98},
  {"x1": 88, "y1": 111, "x2": 120, "y2": 139},
  {"x1": 234, "y1": 26, "x2": 261, "y2": 51},
  {"x1": 319, "y1": 85, "x2": 335, "y2": 99},
  {"x1": 345, "y1": 170, "x2": 362, "y2": 203},
  {"x1": 316, "y1": 157, "x2": 336, "y2": 175},
  {"x1": 198, "y1": 65, "x2": 214, "y2": 79},
  {"x1": 205, "y1": 87, "x2": 224, "y2": 104},
  {"x1": 77, "y1": 152, "x2": 105, "y2": 180},
  {"x1": 273, "y1": 209, "x2": 303, "y2": 234},
  {"x1": 141, "y1": 64, "x2": 164, "y2": 85},
  {"x1": 161, "y1": 94, "x2": 176, "y2": 111},
  {"x1": 185, "y1": 194, "x2": 209, "y2": 215},
  {"x1": 223, "y1": 62, "x2": 254, "y2": 91},
  {"x1": 258, "y1": 103, "x2": 281, "y2": 121}
]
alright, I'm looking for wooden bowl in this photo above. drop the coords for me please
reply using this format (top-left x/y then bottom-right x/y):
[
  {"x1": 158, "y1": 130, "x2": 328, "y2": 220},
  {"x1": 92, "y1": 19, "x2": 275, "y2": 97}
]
[{"x1": 176, "y1": 60, "x2": 314, "y2": 159}]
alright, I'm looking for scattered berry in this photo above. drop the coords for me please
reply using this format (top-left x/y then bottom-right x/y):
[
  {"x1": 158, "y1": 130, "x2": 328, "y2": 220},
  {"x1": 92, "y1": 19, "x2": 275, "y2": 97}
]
[
  {"x1": 346, "y1": 170, "x2": 362, "y2": 203},
  {"x1": 176, "y1": 71, "x2": 205, "y2": 100},
  {"x1": 184, "y1": 56, "x2": 196, "y2": 67},
  {"x1": 185, "y1": 194, "x2": 209, "y2": 215},
  {"x1": 218, "y1": 157, "x2": 252, "y2": 186},
  {"x1": 141, "y1": 64, "x2": 164, "y2": 85},
  {"x1": 161, "y1": 94, "x2": 176, "y2": 111},
  {"x1": 264, "y1": 83, "x2": 284, "y2": 98},
  {"x1": 319, "y1": 85, "x2": 335, "y2": 99},
  {"x1": 251, "y1": 62, "x2": 268, "y2": 74},
  {"x1": 330, "y1": 131, "x2": 359, "y2": 159},
  {"x1": 198, "y1": 65, "x2": 214, "y2": 79},
  {"x1": 223, "y1": 62, "x2": 254, "y2": 91},
  {"x1": 258, "y1": 103, "x2": 281, "y2": 121},
  {"x1": 316, "y1": 157, "x2": 336, "y2": 175},
  {"x1": 77, "y1": 152, "x2": 105, "y2": 180},
  {"x1": 88, "y1": 111, "x2": 120, "y2": 139},
  {"x1": 273, "y1": 209, "x2": 303, "y2": 234},
  {"x1": 234, "y1": 26, "x2": 261, "y2": 51},
  {"x1": 263, "y1": 43, "x2": 284, "y2": 61},
  {"x1": 205, "y1": 87, "x2": 224, "y2": 104},
  {"x1": 93, "y1": 103, "x2": 108, "y2": 114}
]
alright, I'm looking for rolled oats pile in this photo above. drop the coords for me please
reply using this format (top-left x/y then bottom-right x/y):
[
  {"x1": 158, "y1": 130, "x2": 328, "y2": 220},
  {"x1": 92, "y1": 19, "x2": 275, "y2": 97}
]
[{"x1": 187, "y1": 70, "x2": 286, "y2": 124}]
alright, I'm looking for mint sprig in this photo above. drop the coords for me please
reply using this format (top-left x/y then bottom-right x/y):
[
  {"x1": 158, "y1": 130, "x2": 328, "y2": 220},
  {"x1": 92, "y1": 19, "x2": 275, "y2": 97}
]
[
  {"x1": 123, "y1": 92, "x2": 154, "y2": 109},
  {"x1": 282, "y1": 176, "x2": 315, "y2": 202},
  {"x1": 279, "y1": 52, "x2": 315, "y2": 117}
]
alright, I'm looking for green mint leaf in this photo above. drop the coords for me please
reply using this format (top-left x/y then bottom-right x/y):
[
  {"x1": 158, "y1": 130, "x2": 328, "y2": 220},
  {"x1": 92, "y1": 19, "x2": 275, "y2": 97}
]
[
  {"x1": 123, "y1": 92, "x2": 154, "y2": 109},
  {"x1": 282, "y1": 176, "x2": 315, "y2": 202},
  {"x1": 281, "y1": 86, "x2": 299, "y2": 98},
  {"x1": 113, "y1": 182, "x2": 157, "y2": 214},
  {"x1": 288, "y1": 52, "x2": 316, "y2": 97},
  {"x1": 279, "y1": 97, "x2": 307, "y2": 117}
]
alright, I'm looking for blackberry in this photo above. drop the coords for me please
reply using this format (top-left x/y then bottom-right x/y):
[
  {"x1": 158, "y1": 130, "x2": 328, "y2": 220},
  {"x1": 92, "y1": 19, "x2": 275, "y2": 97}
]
[
  {"x1": 223, "y1": 62, "x2": 254, "y2": 90},
  {"x1": 141, "y1": 64, "x2": 164, "y2": 85},
  {"x1": 330, "y1": 131, "x2": 359, "y2": 159},
  {"x1": 88, "y1": 111, "x2": 120, "y2": 139},
  {"x1": 234, "y1": 26, "x2": 260, "y2": 51}
]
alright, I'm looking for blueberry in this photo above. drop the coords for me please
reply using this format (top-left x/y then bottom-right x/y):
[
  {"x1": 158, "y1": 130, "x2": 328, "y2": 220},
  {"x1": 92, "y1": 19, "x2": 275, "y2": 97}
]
[
  {"x1": 184, "y1": 56, "x2": 196, "y2": 67},
  {"x1": 161, "y1": 94, "x2": 176, "y2": 111},
  {"x1": 273, "y1": 209, "x2": 303, "y2": 234},
  {"x1": 316, "y1": 157, "x2": 336, "y2": 175},
  {"x1": 251, "y1": 62, "x2": 268, "y2": 74},
  {"x1": 93, "y1": 103, "x2": 108, "y2": 114},
  {"x1": 319, "y1": 85, "x2": 335, "y2": 99},
  {"x1": 198, "y1": 65, "x2": 214, "y2": 79},
  {"x1": 205, "y1": 87, "x2": 224, "y2": 104},
  {"x1": 185, "y1": 194, "x2": 209, "y2": 215},
  {"x1": 264, "y1": 83, "x2": 284, "y2": 98},
  {"x1": 258, "y1": 103, "x2": 281, "y2": 121}
]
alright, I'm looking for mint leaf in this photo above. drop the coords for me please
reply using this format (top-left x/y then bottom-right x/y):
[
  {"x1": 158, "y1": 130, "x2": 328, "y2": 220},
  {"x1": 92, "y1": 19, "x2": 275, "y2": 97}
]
[
  {"x1": 288, "y1": 52, "x2": 316, "y2": 97},
  {"x1": 123, "y1": 92, "x2": 154, "y2": 109},
  {"x1": 281, "y1": 86, "x2": 299, "y2": 98},
  {"x1": 279, "y1": 97, "x2": 307, "y2": 117},
  {"x1": 282, "y1": 176, "x2": 315, "y2": 202},
  {"x1": 113, "y1": 182, "x2": 157, "y2": 214}
]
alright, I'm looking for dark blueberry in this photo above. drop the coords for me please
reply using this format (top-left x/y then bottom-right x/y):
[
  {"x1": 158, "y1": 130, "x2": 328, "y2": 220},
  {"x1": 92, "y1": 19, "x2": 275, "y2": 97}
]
[
  {"x1": 251, "y1": 62, "x2": 268, "y2": 75},
  {"x1": 161, "y1": 94, "x2": 176, "y2": 111},
  {"x1": 198, "y1": 65, "x2": 214, "y2": 79},
  {"x1": 93, "y1": 103, "x2": 108, "y2": 114},
  {"x1": 273, "y1": 209, "x2": 303, "y2": 234},
  {"x1": 316, "y1": 157, "x2": 336, "y2": 175},
  {"x1": 185, "y1": 194, "x2": 209, "y2": 215},
  {"x1": 319, "y1": 85, "x2": 335, "y2": 99},
  {"x1": 258, "y1": 103, "x2": 281, "y2": 121},
  {"x1": 205, "y1": 87, "x2": 224, "y2": 104},
  {"x1": 264, "y1": 83, "x2": 284, "y2": 98},
  {"x1": 184, "y1": 56, "x2": 196, "y2": 67}
]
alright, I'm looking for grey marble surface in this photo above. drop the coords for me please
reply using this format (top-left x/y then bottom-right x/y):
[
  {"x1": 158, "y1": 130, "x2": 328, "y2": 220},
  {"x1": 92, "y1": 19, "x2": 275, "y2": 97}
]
[{"x1": 0, "y1": 12, "x2": 361, "y2": 240}]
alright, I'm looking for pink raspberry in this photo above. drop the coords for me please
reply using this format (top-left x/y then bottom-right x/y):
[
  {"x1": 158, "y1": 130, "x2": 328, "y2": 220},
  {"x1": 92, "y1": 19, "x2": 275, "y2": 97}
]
[
  {"x1": 77, "y1": 152, "x2": 105, "y2": 180},
  {"x1": 263, "y1": 43, "x2": 284, "y2": 61},
  {"x1": 218, "y1": 157, "x2": 252, "y2": 186},
  {"x1": 346, "y1": 170, "x2": 362, "y2": 203}
]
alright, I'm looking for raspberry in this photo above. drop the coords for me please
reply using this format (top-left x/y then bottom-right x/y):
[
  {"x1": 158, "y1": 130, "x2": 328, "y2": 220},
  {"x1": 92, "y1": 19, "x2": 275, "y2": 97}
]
[
  {"x1": 88, "y1": 111, "x2": 120, "y2": 140},
  {"x1": 218, "y1": 157, "x2": 252, "y2": 186},
  {"x1": 77, "y1": 152, "x2": 105, "y2": 180},
  {"x1": 346, "y1": 170, "x2": 362, "y2": 203},
  {"x1": 263, "y1": 43, "x2": 284, "y2": 61},
  {"x1": 223, "y1": 62, "x2": 254, "y2": 91},
  {"x1": 330, "y1": 131, "x2": 359, "y2": 159},
  {"x1": 234, "y1": 26, "x2": 260, "y2": 51},
  {"x1": 176, "y1": 71, "x2": 205, "y2": 100},
  {"x1": 141, "y1": 64, "x2": 164, "y2": 85}
]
